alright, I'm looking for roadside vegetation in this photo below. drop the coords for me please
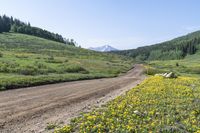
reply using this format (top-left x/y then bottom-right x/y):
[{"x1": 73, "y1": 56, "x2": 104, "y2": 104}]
[
  {"x1": 54, "y1": 76, "x2": 200, "y2": 133},
  {"x1": 1, "y1": 14, "x2": 200, "y2": 133},
  {"x1": 0, "y1": 33, "x2": 133, "y2": 90},
  {"x1": 145, "y1": 52, "x2": 200, "y2": 77},
  {"x1": 53, "y1": 46, "x2": 200, "y2": 132}
]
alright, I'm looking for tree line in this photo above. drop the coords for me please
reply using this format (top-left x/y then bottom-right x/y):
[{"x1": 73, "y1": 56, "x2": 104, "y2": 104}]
[
  {"x1": 114, "y1": 31, "x2": 200, "y2": 61},
  {"x1": 0, "y1": 15, "x2": 75, "y2": 45}
]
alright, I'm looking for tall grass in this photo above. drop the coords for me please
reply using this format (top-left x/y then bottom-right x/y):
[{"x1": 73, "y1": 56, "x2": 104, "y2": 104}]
[{"x1": 0, "y1": 33, "x2": 133, "y2": 90}]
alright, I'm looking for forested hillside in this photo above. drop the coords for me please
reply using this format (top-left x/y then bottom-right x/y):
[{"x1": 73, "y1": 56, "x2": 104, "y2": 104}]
[
  {"x1": 0, "y1": 15, "x2": 75, "y2": 45},
  {"x1": 115, "y1": 31, "x2": 200, "y2": 61}
]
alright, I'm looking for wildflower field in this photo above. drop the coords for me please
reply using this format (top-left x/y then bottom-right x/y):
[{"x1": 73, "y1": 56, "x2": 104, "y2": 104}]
[{"x1": 55, "y1": 76, "x2": 200, "y2": 133}]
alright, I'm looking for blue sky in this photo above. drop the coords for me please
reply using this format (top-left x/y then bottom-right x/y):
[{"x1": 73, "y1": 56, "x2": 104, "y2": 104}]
[{"x1": 0, "y1": 0, "x2": 200, "y2": 50}]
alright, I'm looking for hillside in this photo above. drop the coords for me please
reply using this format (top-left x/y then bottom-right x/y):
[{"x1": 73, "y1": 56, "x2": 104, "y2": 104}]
[
  {"x1": 114, "y1": 31, "x2": 200, "y2": 61},
  {"x1": 54, "y1": 49, "x2": 200, "y2": 133},
  {"x1": 145, "y1": 51, "x2": 200, "y2": 77},
  {"x1": 0, "y1": 15, "x2": 72, "y2": 44},
  {"x1": 0, "y1": 33, "x2": 133, "y2": 90}
]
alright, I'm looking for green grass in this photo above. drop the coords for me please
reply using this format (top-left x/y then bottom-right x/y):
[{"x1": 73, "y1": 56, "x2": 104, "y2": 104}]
[
  {"x1": 145, "y1": 52, "x2": 200, "y2": 77},
  {"x1": 53, "y1": 49, "x2": 200, "y2": 133},
  {"x1": 55, "y1": 76, "x2": 200, "y2": 133},
  {"x1": 0, "y1": 33, "x2": 133, "y2": 90}
]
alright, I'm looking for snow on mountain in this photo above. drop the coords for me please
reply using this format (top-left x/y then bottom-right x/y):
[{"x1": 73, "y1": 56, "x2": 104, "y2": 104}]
[{"x1": 89, "y1": 45, "x2": 118, "y2": 52}]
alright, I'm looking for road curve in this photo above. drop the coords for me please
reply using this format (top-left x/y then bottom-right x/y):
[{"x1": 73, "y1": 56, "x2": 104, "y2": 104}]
[{"x1": 0, "y1": 64, "x2": 145, "y2": 133}]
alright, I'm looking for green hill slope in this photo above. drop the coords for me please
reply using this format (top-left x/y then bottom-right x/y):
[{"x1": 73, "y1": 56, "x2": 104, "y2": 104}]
[
  {"x1": 146, "y1": 51, "x2": 200, "y2": 77},
  {"x1": 0, "y1": 33, "x2": 133, "y2": 90},
  {"x1": 115, "y1": 31, "x2": 200, "y2": 61}
]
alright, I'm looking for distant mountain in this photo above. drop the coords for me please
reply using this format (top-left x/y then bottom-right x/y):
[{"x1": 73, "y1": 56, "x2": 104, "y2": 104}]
[{"x1": 89, "y1": 45, "x2": 118, "y2": 52}]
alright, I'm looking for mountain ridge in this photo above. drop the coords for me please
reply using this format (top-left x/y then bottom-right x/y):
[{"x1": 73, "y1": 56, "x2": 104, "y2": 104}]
[
  {"x1": 114, "y1": 30, "x2": 200, "y2": 61},
  {"x1": 89, "y1": 45, "x2": 118, "y2": 52}
]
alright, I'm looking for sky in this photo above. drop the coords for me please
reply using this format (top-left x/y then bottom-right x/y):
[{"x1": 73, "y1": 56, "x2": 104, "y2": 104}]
[{"x1": 0, "y1": 0, "x2": 200, "y2": 50}]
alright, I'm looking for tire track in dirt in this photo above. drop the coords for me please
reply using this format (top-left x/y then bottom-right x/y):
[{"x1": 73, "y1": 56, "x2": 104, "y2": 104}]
[{"x1": 0, "y1": 64, "x2": 145, "y2": 133}]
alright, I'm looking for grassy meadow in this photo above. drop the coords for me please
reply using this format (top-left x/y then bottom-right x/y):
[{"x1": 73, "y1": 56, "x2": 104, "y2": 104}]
[
  {"x1": 145, "y1": 52, "x2": 200, "y2": 77},
  {"x1": 0, "y1": 33, "x2": 133, "y2": 90},
  {"x1": 1, "y1": 33, "x2": 200, "y2": 132},
  {"x1": 53, "y1": 52, "x2": 200, "y2": 133}
]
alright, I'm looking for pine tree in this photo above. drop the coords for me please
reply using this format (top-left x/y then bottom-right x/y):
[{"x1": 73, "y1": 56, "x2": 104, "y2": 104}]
[{"x1": 0, "y1": 16, "x2": 2, "y2": 33}]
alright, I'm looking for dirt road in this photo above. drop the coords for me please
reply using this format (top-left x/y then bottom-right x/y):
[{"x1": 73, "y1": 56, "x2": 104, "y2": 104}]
[{"x1": 0, "y1": 64, "x2": 145, "y2": 133}]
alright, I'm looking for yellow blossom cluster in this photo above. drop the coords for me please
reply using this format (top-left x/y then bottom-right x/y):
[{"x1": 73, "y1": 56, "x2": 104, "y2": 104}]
[{"x1": 55, "y1": 76, "x2": 200, "y2": 133}]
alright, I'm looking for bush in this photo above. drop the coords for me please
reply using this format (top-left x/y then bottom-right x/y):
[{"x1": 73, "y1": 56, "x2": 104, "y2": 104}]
[
  {"x1": 46, "y1": 123, "x2": 58, "y2": 130},
  {"x1": 15, "y1": 54, "x2": 28, "y2": 58},
  {"x1": 0, "y1": 52, "x2": 3, "y2": 57},
  {"x1": 176, "y1": 62, "x2": 179, "y2": 67},
  {"x1": 19, "y1": 65, "x2": 38, "y2": 75},
  {"x1": 65, "y1": 65, "x2": 87, "y2": 73},
  {"x1": 0, "y1": 61, "x2": 19, "y2": 73},
  {"x1": 64, "y1": 59, "x2": 68, "y2": 62},
  {"x1": 0, "y1": 73, "x2": 110, "y2": 90},
  {"x1": 186, "y1": 67, "x2": 200, "y2": 74},
  {"x1": 107, "y1": 69, "x2": 121, "y2": 75},
  {"x1": 57, "y1": 65, "x2": 89, "y2": 74},
  {"x1": 46, "y1": 56, "x2": 63, "y2": 63},
  {"x1": 145, "y1": 66, "x2": 167, "y2": 75},
  {"x1": 34, "y1": 61, "x2": 47, "y2": 69},
  {"x1": 19, "y1": 63, "x2": 52, "y2": 75}
]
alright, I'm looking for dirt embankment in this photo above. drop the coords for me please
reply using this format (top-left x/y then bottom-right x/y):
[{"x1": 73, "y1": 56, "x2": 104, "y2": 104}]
[{"x1": 0, "y1": 64, "x2": 145, "y2": 133}]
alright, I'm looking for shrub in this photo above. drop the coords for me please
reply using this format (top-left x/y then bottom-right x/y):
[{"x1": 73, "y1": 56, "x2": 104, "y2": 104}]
[
  {"x1": 176, "y1": 62, "x2": 179, "y2": 67},
  {"x1": 64, "y1": 59, "x2": 68, "y2": 62},
  {"x1": 57, "y1": 65, "x2": 89, "y2": 74},
  {"x1": 0, "y1": 52, "x2": 3, "y2": 57},
  {"x1": 46, "y1": 123, "x2": 58, "y2": 130},
  {"x1": 34, "y1": 61, "x2": 47, "y2": 69},
  {"x1": 19, "y1": 65, "x2": 38, "y2": 75},
  {"x1": 186, "y1": 67, "x2": 200, "y2": 74},
  {"x1": 0, "y1": 61, "x2": 19, "y2": 73},
  {"x1": 144, "y1": 66, "x2": 167, "y2": 75},
  {"x1": 46, "y1": 56, "x2": 63, "y2": 63},
  {"x1": 0, "y1": 73, "x2": 109, "y2": 90},
  {"x1": 15, "y1": 54, "x2": 28, "y2": 58}
]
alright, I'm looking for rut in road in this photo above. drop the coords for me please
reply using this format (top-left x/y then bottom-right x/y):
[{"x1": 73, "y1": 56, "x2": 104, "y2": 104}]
[{"x1": 0, "y1": 64, "x2": 145, "y2": 133}]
